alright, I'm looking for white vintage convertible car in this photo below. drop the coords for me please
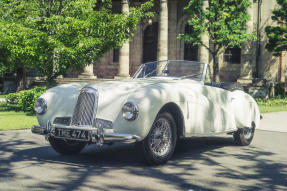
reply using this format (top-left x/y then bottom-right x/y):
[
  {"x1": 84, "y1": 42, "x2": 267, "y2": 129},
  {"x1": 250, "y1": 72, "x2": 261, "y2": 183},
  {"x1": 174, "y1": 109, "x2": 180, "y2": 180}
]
[{"x1": 32, "y1": 60, "x2": 260, "y2": 165}]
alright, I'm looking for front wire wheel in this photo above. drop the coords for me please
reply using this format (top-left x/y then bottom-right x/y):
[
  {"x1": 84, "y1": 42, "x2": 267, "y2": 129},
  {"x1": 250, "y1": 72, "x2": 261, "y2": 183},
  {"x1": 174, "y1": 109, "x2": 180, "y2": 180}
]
[
  {"x1": 150, "y1": 118, "x2": 172, "y2": 157},
  {"x1": 49, "y1": 137, "x2": 87, "y2": 155},
  {"x1": 139, "y1": 112, "x2": 177, "y2": 165},
  {"x1": 233, "y1": 122, "x2": 255, "y2": 146}
]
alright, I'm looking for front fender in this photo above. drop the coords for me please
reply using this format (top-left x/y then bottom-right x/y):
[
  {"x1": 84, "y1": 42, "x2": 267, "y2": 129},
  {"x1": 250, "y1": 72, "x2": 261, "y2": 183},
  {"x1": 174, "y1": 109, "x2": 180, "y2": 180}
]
[
  {"x1": 231, "y1": 90, "x2": 260, "y2": 129},
  {"x1": 36, "y1": 83, "x2": 88, "y2": 127},
  {"x1": 111, "y1": 84, "x2": 186, "y2": 141}
]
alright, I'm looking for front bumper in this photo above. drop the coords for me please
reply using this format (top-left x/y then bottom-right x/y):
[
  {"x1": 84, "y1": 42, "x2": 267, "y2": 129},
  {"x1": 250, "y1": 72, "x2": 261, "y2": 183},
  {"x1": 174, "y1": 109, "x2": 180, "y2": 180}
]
[{"x1": 31, "y1": 124, "x2": 141, "y2": 145}]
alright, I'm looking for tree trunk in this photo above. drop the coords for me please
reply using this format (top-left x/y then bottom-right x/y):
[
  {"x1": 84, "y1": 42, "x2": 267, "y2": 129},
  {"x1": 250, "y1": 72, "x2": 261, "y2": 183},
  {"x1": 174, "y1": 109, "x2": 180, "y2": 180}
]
[
  {"x1": 212, "y1": 53, "x2": 219, "y2": 82},
  {"x1": 16, "y1": 67, "x2": 27, "y2": 92}
]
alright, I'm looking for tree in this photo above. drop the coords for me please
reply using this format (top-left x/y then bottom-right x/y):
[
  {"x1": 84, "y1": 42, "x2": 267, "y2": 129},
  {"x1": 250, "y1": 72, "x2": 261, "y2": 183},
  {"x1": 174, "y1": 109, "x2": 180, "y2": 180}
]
[
  {"x1": 265, "y1": 0, "x2": 287, "y2": 56},
  {"x1": 0, "y1": 0, "x2": 153, "y2": 85},
  {"x1": 179, "y1": 0, "x2": 255, "y2": 81}
]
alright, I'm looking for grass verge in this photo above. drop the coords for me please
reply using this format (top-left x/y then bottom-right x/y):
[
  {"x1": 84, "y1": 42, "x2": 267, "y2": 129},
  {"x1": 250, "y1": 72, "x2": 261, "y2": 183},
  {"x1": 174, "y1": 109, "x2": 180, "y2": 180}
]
[
  {"x1": 256, "y1": 97, "x2": 287, "y2": 114},
  {"x1": 258, "y1": 105, "x2": 287, "y2": 113},
  {"x1": 0, "y1": 94, "x2": 7, "y2": 98},
  {"x1": 0, "y1": 103, "x2": 37, "y2": 131}
]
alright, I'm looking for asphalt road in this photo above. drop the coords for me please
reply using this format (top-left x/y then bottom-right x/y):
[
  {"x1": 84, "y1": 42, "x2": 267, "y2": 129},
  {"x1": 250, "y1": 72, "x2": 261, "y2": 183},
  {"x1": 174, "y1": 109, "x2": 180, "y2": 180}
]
[{"x1": 0, "y1": 121, "x2": 287, "y2": 190}]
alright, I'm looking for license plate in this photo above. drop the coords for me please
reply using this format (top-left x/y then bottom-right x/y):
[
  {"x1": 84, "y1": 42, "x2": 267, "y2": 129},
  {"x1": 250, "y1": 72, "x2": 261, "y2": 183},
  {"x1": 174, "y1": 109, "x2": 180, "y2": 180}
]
[{"x1": 55, "y1": 128, "x2": 90, "y2": 141}]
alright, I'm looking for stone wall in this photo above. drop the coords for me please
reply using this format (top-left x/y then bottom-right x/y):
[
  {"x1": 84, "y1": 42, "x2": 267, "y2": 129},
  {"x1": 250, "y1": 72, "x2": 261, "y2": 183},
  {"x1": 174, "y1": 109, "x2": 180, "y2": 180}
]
[{"x1": 92, "y1": 0, "x2": 287, "y2": 83}]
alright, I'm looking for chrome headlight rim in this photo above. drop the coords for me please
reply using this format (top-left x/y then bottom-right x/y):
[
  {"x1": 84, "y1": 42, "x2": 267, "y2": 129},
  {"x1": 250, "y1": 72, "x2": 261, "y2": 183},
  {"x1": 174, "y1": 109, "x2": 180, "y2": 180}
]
[
  {"x1": 122, "y1": 101, "x2": 139, "y2": 121},
  {"x1": 34, "y1": 98, "x2": 47, "y2": 115}
]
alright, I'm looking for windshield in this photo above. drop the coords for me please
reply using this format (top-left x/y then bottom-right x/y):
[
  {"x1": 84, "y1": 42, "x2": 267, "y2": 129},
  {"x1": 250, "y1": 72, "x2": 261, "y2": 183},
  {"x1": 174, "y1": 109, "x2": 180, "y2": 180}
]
[{"x1": 133, "y1": 60, "x2": 206, "y2": 81}]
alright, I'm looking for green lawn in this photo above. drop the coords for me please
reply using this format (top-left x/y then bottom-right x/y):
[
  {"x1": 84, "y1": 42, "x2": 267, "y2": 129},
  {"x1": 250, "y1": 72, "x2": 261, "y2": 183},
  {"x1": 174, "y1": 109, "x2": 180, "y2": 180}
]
[
  {"x1": 256, "y1": 97, "x2": 287, "y2": 114},
  {"x1": 0, "y1": 103, "x2": 37, "y2": 131},
  {"x1": 0, "y1": 94, "x2": 7, "y2": 98},
  {"x1": 258, "y1": 105, "x2": 287, "y2": 113}
]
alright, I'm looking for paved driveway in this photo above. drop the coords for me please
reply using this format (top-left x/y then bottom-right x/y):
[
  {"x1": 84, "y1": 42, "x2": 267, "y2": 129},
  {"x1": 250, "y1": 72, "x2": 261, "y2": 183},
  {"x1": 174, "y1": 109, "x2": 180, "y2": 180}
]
[{"x1": 0, "y1": 113, "x2": 286, "y2": 191}]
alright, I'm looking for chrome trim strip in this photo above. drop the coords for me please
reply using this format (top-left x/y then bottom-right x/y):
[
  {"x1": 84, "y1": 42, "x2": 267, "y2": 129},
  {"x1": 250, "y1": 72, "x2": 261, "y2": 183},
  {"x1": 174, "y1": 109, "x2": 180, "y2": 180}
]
[
  {"x1": 184, "y1": 129, "x2": 238, "y2": 137},
  {"x1": 104, "y1": 133, "x2": 141, "y2": 141}
]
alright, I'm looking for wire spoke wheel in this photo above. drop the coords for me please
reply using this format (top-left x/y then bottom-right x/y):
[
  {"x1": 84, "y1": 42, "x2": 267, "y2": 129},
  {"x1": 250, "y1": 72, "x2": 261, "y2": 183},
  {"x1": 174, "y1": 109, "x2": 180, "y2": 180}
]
[
  {"x1": 149, "y1": 118, "x2": 172, "y2": 157},
  {"x1": 242, "y1": 127, "x2": 252, "y2": 140},
  {"x1": 138, "y1": 112, "x2": 177, "y2": 165},
  {"x1": 233, "y1": 122, "x2": 255, "y2": 146}
]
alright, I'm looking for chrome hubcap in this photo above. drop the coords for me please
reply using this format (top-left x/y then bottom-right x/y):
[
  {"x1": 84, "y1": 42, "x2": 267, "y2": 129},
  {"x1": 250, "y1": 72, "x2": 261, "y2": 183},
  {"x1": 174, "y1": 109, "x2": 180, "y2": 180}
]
[{"x1": 149, "y1": 118, "x2": 172, "y2": 157}]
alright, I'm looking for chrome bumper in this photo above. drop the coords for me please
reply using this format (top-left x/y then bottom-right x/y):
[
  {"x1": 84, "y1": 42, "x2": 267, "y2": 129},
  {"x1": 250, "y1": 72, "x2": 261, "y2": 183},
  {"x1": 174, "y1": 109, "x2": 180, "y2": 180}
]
[{"x1": 31, "y1": 124, "x2": 141, "y2": 145}]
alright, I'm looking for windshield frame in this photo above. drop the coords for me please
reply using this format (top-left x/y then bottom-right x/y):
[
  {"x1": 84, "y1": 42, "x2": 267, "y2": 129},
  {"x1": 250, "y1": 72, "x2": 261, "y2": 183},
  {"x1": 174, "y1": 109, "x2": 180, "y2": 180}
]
[{"x1": 133, "y1": 60, "x2": 208, "y2": 82}]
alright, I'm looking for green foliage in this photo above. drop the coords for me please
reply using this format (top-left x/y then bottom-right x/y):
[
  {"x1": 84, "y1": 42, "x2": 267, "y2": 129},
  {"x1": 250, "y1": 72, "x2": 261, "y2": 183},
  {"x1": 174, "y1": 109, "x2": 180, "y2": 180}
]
[
  {"x1": 179, "y1": 0, "x2": 255, "y2": 81},
  {"x1": 6, "y1": 86, "x2": 47, "y2": 113},
  {"x1": 0, "y1": 47, "x2": 12, "y2": 77},
  {"x1": 275, "y1": 82, "x2": 286, "y2": 97},
  {"x1": 265, "y1": 0, "x2": 287, "y2": 56},
  {"x1": 256, "y1": 97, "x2": 287, "y2": 106},
  {"x1": 6, "y1": 93, "x2": 19, "y2": 104},
  {"x1": 0, "y1": 0, "x2": 154, "y2": 82}
]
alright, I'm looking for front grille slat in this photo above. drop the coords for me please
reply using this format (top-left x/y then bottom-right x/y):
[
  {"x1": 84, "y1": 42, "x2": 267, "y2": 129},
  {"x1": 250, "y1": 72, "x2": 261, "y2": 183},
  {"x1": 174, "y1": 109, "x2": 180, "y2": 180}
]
[{"x1": 71, "y1": 88, "x2": 98, "y2": 127}]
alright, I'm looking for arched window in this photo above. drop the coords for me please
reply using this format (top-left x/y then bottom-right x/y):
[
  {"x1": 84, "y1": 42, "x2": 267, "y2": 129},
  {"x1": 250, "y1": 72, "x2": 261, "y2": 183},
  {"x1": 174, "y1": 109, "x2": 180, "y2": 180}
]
[
  {"x1": 224, "y1": 47, "x2": 241, "y2": 64},
  {"x1": 184, "y1": 24, "x2": 199, "y2": 61}
]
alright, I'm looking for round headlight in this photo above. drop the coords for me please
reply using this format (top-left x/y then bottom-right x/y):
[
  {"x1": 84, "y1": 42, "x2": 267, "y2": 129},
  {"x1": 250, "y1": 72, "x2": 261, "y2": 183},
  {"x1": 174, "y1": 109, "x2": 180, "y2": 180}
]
[
  {"x1": 122, "y1": 101, "x2": 139, "y2": 121},
  {"x1": 34, "y1": 98, "x2": 47, "y2": 115}
]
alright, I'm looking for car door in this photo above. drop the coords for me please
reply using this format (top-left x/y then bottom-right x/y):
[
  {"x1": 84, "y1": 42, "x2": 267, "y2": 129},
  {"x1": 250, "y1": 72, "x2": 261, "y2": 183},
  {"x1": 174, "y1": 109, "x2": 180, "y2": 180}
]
[
  {"x1": 202, "y1": 85, "x2": 237, "y2": 133},
  {"x1": 185, "y1": 84, "x2": 236, "y2": 135}
]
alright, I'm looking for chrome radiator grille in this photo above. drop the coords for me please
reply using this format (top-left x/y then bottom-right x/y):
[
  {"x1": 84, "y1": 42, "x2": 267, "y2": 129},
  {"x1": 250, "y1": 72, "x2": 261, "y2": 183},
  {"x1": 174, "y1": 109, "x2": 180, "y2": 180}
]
[{"x1": 71, "y1": 87, "x2": 98, "y2": 126}]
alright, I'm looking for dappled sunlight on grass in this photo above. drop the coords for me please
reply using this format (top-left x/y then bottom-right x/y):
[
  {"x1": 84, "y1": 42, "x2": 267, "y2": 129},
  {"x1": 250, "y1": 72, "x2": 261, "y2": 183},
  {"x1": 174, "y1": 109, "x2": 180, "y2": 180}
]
[{"x1": 0, "y1": 103, "x2": 37, "y2": 130}]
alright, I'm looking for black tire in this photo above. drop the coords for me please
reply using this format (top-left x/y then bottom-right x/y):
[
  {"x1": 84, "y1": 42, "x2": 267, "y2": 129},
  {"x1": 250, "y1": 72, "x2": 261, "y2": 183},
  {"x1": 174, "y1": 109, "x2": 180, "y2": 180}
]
[
  {"x1": 49, "y1": 137, "x2": 86, "y2": 155},
  {"x1": 137, "y1": 112, "x2": 177, "y2": 165},
  {"x1": 233, "y1": 126, "x2": 255, "y2": 146},
  {"x1": 221, "y1": 82, "x2": 244, "y2": 91}
]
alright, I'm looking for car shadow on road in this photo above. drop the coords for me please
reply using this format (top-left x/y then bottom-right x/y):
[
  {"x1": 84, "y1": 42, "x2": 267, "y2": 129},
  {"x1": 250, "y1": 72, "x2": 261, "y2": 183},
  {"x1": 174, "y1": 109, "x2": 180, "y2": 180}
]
[{"x1": 0, "y1": 132, "x2": 286, "y2": 191}]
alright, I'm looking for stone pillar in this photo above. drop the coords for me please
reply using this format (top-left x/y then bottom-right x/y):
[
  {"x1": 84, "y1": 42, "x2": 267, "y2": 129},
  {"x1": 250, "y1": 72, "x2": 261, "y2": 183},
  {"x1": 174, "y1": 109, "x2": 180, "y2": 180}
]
[
  {"x1": 158, "y1": 0, "x2": 168, "y2": 61},
  {"x1": 157, "y1": 0, "x2": 169, "y2": 74},
  {"x1": 199, "y1": 0, "x2": 209, "y2": 65},
  {"x1": 168, "y1": 1, "x2": 178, "y2": 60},
  {"x1": 79, "y1": 63, "x2": 96, "y2": 79},
  {"x1": 239, "y1": 0, "x2": 254, "y2": 82},
  {"x1": 116, "y1": 0, "x2": 130, "y2": 78}
]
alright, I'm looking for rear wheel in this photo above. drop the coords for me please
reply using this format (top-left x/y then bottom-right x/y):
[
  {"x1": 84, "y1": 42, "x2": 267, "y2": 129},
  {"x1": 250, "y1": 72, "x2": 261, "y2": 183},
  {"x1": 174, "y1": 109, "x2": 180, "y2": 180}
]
[
  {"x1": 224, "y1": 83, "x2": 255, "y2": 145},
  {"x1": 137, "y1": 112, "x2": 177, "y2": 165},
  {"x1": 233, "y1": 123, "x2": 255, "y2": 146},
  {"x1": 49, "y1": 137, "x2": 86, "y2": 155}
]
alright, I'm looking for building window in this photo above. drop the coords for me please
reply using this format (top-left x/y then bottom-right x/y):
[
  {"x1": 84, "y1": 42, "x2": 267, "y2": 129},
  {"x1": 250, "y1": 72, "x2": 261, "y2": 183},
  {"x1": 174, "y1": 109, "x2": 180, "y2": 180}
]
[
  {"x1": 224, "y1": 47, "x2": 241, "y2": 64},
  {"x1": 113, "y1": 48, "x2": 119, "y2": 63},
  {"x1": 143, "y1": 22, "x2": 158, "y2": 63},
  {"x1": 184, "y1": 24, "x2": 199, "y2": 61}
]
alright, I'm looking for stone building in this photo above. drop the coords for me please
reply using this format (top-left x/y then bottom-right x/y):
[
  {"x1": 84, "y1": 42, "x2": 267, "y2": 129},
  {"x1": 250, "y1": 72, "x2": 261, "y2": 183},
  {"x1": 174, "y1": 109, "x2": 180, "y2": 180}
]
[{"x1": 81, "y1": 0, "x2": 287, "y2": 83}]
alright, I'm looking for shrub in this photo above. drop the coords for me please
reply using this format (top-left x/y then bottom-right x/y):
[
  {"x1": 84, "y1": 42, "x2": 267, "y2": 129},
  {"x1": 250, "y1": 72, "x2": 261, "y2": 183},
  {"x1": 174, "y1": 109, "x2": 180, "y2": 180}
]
[
  {"x1": 6, "y1": 92, "x2": 19, "y2": 104},
  {"x1": 255, "y1": 97, "x2": 287, "y2": 106},
  {"x1": 6, "y1": 86, "x2": 47, "y2": 113},
  {"x1": 275, "y1": 82, "x2": 286, "y2": 97}
]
